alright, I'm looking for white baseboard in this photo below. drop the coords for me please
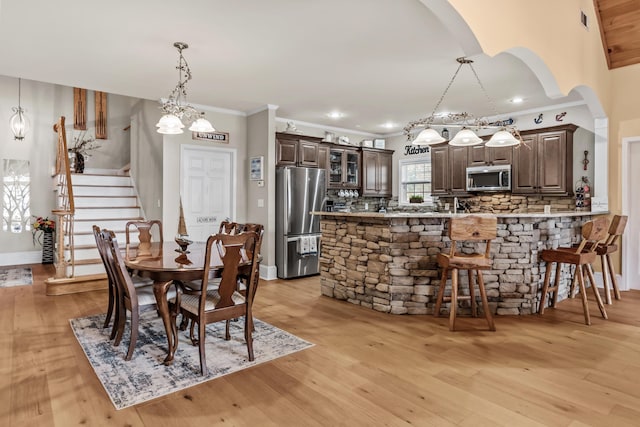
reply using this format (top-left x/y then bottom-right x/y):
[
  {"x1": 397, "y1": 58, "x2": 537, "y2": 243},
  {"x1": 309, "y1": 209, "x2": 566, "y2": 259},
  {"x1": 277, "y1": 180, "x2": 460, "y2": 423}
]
[
  {"x1": 0, "y1": 251, "x2": 42, "y2": 266},
  {"x1": 260, "y1": 264, "x2": 278, "y2": 281},
  {"x1": 592, "y1": 271, "x2": 628, "y2": 291}
]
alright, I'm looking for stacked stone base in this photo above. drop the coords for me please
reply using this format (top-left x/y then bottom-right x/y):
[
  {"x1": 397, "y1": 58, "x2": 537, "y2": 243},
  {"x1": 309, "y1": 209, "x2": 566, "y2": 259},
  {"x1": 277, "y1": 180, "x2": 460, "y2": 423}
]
[{"x1": 320, "y1": 214, "x2": 592, "y2": 315}]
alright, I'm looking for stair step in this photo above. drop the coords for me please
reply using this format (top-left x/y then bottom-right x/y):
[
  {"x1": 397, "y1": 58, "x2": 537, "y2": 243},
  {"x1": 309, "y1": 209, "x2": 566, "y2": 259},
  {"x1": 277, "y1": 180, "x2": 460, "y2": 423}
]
[
  {"x1": 72, "y1": 186, "x2": 136, "y2": 197},
  {"x1": 71, "y1": 174, "x2": 132, "y2": 186},
  {"x1": 74, "y1": 207, "x2": 141, "y2": 220},
  {"x1": 74, "y1": 196, "x2": 138, "y2": 208},
  {"x1": 73, "y1": 218, "x2": 143, "y2": 233}
]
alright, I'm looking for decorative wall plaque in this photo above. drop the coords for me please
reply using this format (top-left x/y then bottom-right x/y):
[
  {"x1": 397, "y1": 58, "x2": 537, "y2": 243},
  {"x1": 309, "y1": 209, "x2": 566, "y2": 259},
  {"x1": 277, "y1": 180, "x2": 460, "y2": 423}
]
[
  {"x1": 95, "y1": 91, "x2": 107, "y2": 139},
  {"x1": 73, "y1": 88, "x2": 87, "y2": 130},
  {"x1": 192, "y1": 131, "x2": 229, "y2": 143}
]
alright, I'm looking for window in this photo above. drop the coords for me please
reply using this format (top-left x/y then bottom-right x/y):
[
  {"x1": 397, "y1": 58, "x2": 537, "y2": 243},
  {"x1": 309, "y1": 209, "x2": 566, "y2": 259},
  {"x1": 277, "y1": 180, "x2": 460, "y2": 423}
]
[
  {"x1": 2, "y1": 159, "x2": 31, "y2": 233},
  {"x1": 399, "y1": 157, "x2": 433, "y2": 205}
]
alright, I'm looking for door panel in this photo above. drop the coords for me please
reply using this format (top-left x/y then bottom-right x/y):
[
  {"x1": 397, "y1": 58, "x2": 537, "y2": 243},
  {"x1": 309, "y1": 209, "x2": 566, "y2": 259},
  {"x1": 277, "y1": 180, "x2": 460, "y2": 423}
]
[
  {"x1": 512, "y1": 135, "x2": 537, "y2": 193},
  {"x1": 538, "y1": 131, "x2": 566, "y2": 193},
  {"x1": 181, "y1": 146, "x2": 235, "y2": 242}
]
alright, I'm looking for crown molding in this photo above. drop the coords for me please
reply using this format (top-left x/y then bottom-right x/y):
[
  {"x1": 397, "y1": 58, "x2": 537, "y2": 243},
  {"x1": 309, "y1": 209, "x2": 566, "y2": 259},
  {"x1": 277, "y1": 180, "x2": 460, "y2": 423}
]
[
  {"x1": 246, "y1": 104, "x2": 279, "y2": 116},
  {"x1": 275, "y1": 117, "x2": 383, "y2": 138}
]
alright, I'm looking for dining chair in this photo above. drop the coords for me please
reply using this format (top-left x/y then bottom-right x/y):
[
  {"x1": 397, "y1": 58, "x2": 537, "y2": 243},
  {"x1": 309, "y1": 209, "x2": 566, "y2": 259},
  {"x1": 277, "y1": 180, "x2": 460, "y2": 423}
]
[
  {"x1": 99, "y1": 229, "x2": 176, "y2": 360},
  {"x1": 218, "y1": 221, "x2": 264, "y2": 298},
  {"x1": 125, "y1": 220, "x2": 163, "y2": 245},
  {"x1": 93, "y1": 225, "x2": 118, "y2": 333},
  {"x1": 539, "y1": 217, "x2": 609, "y2": 325},
  {"x1": 170, "y1": 231, "x2": 260, "y2": 375},
  {"x1": 434, "y1": 216, "x2": 497, "y2": 331}
]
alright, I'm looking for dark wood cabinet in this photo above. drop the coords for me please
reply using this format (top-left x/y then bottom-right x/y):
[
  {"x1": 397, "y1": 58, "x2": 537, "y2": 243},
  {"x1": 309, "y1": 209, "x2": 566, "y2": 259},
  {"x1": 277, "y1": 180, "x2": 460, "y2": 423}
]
[
  {"x1": 468, "y1": 144, "x2": 513, "y2": 166},
  {"x1": 449, "y1": 145, "x2": 469, "y2": 194},
  {"x1": 275, "y1": 133, "x2": 321, "y2": 167},
  {"x1": 328, "y1": 146, "x2": 360, "y2": 189},
  {"x1": 430, "y1": 144, "x2": 449, "y2": 195},
  {"x1": 512, "y1": 124, "x2": 576, "y2": 195},
  {"x1": 361, "y1": 148, "x2": 393, "y2": 197}
]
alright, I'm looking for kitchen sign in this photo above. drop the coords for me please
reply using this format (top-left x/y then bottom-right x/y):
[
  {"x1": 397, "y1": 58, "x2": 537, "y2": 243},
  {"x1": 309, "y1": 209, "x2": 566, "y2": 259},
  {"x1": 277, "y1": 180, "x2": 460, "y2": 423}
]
[{"x1": 404, "y1": 145, "x2": 430, "y2": 156}]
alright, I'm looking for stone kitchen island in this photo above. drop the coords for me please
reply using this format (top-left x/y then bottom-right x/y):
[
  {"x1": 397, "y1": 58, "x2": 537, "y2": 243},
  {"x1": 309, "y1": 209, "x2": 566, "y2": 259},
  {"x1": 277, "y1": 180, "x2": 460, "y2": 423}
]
[{"x1": 315, "y1": 211, "x2": 600, "y2": 315}]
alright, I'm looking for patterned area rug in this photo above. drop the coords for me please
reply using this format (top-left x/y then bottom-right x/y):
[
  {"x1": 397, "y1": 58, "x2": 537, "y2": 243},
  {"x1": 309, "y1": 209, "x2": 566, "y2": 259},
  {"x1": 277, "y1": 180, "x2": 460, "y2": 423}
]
[
  {"x1": 0, "y1": 267, "x2": 33, "y2": 287},
  {"x1": 70, "y1": 310, "x2": 314, "y2": 410}
]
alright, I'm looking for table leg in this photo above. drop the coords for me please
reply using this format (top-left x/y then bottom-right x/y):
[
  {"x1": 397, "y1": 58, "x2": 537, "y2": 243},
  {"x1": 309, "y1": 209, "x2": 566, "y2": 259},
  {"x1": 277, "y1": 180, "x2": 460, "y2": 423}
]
[{"x1": 153, "y1": 280, "x2": 176, "y2": 365}]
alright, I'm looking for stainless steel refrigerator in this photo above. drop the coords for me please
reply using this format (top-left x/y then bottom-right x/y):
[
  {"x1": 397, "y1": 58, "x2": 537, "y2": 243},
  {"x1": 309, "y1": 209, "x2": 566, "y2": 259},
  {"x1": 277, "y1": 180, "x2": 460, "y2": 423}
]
[{"x1": 276, "y1": 167, "x2": 326, "y2": 279}]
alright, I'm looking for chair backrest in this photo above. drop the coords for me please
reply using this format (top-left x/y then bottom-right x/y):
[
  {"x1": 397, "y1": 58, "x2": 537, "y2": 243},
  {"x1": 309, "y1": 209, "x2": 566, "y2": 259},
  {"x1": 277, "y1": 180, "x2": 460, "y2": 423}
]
[
  {"x1": 219, "y1": 220, "x2": 240, "y2": 235},
  {"x1": 93, "y1": 225, "x2": 119, "y2": 287},
  {"x1": 447, "y1": 216, "x2": 497, "y2": 258},
  {"x1": 603, "y1": 215, "x2": 628, "y2": 246},
  {"x1": 219, "y1": 221, "x2": 264, "y2": 256},
  {"x1": 200, "y1": 232, "x2": 260, "y2": 311},
  {"x1": 100, "y1": 229, "x2": 140, "y2": 311},
  {"x1": 125, "y1": 220, "x2": 163, "y2": 245},
  {"x1": 575, "y1": 217, "x2": 609, "y2": 253}
]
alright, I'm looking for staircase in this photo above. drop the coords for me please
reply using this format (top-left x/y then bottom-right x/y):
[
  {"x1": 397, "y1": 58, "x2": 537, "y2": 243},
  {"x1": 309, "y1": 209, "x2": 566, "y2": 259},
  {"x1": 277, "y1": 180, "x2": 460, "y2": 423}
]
[{"x1": 45, "y1": 171, "x2": 144, "y2": 295}]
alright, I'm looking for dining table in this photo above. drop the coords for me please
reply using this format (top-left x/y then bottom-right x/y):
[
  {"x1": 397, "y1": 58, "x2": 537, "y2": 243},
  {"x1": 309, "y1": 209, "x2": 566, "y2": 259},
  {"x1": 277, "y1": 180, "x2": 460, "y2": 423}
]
[{"x1": 124, "y1": 240, "x2": 252, "y2": 365}]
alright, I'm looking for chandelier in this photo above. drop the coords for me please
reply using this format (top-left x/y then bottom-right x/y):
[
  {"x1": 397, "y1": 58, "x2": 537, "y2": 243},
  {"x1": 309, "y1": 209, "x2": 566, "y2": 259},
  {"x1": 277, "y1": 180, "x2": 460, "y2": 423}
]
[
  {"x1": 156, "y1": 42, "x2": 215, "y2": 135},
  {"x1": 9, "y1": 78, "x2": 29, "y2": 141},
  {"x1": 404, "y1": 57, "x2": 521, "y2": 148}
]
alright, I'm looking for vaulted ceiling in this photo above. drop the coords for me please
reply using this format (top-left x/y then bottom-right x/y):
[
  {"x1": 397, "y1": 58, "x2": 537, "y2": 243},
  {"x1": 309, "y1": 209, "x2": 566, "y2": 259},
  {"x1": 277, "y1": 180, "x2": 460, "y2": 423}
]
[{"x1": 594, "y1": 0, "x2": 640, "y2": 69}]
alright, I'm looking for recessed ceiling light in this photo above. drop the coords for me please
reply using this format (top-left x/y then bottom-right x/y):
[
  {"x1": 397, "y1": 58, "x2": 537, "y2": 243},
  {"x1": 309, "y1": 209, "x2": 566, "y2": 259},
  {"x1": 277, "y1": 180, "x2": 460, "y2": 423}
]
[
  {"x1": 381, "y1": 122, "x2": 396, "y2": 129},
  {"x1": 327, "y1": 111, "x2": 344, "y2": 119},
  {"x1": 511, "y1": 97, "x2": 524, "y2": 104}
]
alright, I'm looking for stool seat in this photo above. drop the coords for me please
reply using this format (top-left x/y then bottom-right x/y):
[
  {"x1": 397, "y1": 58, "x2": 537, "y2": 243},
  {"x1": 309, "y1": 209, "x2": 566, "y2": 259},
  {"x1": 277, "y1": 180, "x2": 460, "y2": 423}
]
[
  {"x1": 538, "y1": 217, "x2": 608, "y2": 325},
  {"x1": 434, "y1": 216, "x2": 497, "y2": 332}
]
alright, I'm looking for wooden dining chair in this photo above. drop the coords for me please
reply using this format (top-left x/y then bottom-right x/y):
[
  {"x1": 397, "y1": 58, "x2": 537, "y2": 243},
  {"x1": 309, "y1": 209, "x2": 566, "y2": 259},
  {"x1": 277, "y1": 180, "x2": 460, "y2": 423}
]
[
  {"x1": 434, "y1": 216, "x2": 497, "y2": 331},
  {"x1": 93, "y1": 225, "x2": 118, "y2": 334},
  {"x1": 170, "y1": 231, "x2": 260, "y2": 375},
  {"x1": 99, "y1": 229, "x2": 175, "y2": 360},
  {"x1": 218, "y1": 221, "x2": 265, "y2": 299},
  {"x1": 125, "y1": 220, "x2": 163, "y2": 245},
  {"x1": 539, "y1": 217, "x2": 609, "y2": 325}
]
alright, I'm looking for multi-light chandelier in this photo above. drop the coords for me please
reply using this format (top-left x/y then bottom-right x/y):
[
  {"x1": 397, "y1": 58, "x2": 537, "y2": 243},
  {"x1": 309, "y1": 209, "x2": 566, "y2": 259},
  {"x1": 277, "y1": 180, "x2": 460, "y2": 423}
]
[
  {"x1": 404, "y1": 57, "x2": 521, "y2": 148},
  {"x1": 156, "y1": 42, "x2": 215, "y2": 135},
  {"x1": 9, "y1": 78, "x2": 29, "y2": 141}
]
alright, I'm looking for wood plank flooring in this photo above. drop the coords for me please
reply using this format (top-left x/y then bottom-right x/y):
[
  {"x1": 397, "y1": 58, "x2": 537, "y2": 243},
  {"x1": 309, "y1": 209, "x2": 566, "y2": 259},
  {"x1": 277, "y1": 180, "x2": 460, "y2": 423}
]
[{"x1": 2, "y1": 263, "x2": 640, "y2": 426}]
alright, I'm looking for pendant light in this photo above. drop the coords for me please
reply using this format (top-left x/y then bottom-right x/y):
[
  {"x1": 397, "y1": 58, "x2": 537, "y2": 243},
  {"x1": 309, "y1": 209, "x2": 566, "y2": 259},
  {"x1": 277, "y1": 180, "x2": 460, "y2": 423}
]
[{"x1": 10, "y1": 78, "x2": 29, "y2": 141}]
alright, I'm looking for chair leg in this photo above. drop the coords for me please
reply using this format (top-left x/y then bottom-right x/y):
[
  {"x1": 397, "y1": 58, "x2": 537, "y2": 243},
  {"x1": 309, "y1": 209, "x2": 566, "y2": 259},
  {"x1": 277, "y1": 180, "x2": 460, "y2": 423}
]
[
  {"x1": 189, "y1": 320, "x2": 197, "y2": 345},
  {"x1": 569, "y1": 268, "x2": 578, "y2": 298},
  {"x1": 113, "y1": 306, "x2": 126, "y2": 346},
  {"x1": 103, "y1": 282, "x2": 115, "y2": 329},
  {"x1": 539, "y1": 262, "x2": 553, "y2": 315},
  {"x1": 600, "y1": 254, "x2": 612, "y2": 304},
  {"x1": 468, "y1": 269, "x2": 477, "y2": 318},
  {"x1": 245, "y1": 309, "x2": 254, "y2": 362},
  {"x1": 434, "y1": 267, "x2": 448, "y2": 317},
  {"x1": 449, "y1": 269, "x2": 458, "y2": 331},
  {"x1": 126, "y1": 308, "x2": 139, "y2": 361},
  {"x1": 198, "y1": 321, "x2": 207, "y2": 376},
  {"x1": 476, "y1": 269, "x2": 496, "y2": 331},
  {"x1": 552, "y1": 262, "x2": 562, "y2": 307},
  {"x1": 585, "y1": 264, "x2": 608, "y2": 320},
  {"x1": 225, "y1": 320, "x2": 231, "y2": 341},
  {"x1": 576, "y1": 264, "x2": 591, "y2": 326},
  {"x1": 605, "y1": 253, "x2": 622, "y2": 300}
]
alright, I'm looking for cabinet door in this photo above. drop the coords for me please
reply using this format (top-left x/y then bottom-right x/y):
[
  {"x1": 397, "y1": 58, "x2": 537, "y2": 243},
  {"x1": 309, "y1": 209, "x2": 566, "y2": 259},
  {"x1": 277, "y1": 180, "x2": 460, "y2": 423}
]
[
  {"x1": 362, "y1": 150, "x2": 379, "y2": 196},
  {"x1": 449, "y1": 145, "x2": 468, "y2": 194},
  {"x1": 378, "y1": 151, "x2": 392, "y2": 197},
  {"x1": 318, "y1": 145, "x2": 329, "y2": 188},
  {"x1": 276, "y1": 138, "x2": 297, "y2": 166},
  {"x1": 344, "y1": 149, "x2": 360, "y2": 188},
  {"x1": 298, "y1": 140, "x2": 319, "y2": 167},
  {"x1": 537, "y1": 131, "x2": 567, "y2": 193},
  {"x1": 467, "y1": 145, "x2": 487, "y2": 167},
  {"x1": 430, "y1": 145, "x2": 449, "y2": 195},
  {"x1": 328, "y1": 149, "x2": 344, "y2": 188},
  {"x1": 487, "y1": 145, "x2": 513, "y2": 165},
  {"x1": 512, "y1": 135, "x2": 537, "y2": 194}
]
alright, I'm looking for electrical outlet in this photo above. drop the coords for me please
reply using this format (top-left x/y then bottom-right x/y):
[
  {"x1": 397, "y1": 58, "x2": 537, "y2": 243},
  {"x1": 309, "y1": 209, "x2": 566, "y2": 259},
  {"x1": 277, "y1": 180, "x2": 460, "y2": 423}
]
[{"x1": 258, "y1": 199, "x2": 264, "y2": 208}]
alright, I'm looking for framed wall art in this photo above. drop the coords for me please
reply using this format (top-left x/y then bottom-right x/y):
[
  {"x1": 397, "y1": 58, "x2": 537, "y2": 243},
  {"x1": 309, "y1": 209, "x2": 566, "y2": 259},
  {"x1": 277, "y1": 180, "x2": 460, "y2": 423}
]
[{"x1": 250, "y1": 156, "x2": 264, "y2": 181}]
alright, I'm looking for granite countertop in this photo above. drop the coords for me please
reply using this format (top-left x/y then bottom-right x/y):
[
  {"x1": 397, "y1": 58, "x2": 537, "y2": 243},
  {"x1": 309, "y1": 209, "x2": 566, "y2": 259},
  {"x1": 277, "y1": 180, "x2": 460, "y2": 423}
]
[{"x1": 312, "y1": 210, "x2": 607, "y2": 219}]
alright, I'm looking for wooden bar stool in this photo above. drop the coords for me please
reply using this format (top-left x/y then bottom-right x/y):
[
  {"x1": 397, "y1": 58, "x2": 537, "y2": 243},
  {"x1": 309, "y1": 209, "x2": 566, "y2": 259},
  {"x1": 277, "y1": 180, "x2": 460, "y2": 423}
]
[
  {"x1": 596, "y1": 215, "x2": 628, "y2": 303},
  {"x1": 539, "y1": 217, "x2": 609, "y2": 325},
  {"x1": 434, "y1": 216, "x2": 497, "y2": 331}
]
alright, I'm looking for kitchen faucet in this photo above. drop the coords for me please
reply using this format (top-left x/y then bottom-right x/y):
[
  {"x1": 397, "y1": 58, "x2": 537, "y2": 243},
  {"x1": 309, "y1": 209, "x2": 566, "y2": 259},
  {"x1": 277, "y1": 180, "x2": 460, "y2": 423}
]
[{"x1": 453, "y1": 197, "x2": 458, "y2": 214}]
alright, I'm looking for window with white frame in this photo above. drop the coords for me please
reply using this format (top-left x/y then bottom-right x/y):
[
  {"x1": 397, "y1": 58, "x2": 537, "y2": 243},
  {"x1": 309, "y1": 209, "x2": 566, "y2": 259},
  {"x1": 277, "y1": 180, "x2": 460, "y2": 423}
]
[{"x1": 399, "y1": 157, "x2": 433, "y2": 205}]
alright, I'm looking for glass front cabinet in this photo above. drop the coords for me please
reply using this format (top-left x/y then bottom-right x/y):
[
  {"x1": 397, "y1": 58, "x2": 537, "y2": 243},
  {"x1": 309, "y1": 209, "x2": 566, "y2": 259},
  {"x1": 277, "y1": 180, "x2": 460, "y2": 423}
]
[{"x1": 328, "y1": 147, "x2": 360, "y2": 189}]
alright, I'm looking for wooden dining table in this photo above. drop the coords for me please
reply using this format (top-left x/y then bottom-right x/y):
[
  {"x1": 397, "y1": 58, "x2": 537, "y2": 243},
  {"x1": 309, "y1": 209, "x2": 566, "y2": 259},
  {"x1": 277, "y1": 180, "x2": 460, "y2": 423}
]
[{"x1": 124, "y1": 240, "x2": 251, "y2": 365}]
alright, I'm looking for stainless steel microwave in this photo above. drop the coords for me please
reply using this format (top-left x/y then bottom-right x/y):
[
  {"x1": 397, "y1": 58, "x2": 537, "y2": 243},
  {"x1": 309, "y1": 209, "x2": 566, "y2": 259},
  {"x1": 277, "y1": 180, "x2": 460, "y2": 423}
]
[{"x1": 466, "y1": 165, "x2": 511, "y2": 192}]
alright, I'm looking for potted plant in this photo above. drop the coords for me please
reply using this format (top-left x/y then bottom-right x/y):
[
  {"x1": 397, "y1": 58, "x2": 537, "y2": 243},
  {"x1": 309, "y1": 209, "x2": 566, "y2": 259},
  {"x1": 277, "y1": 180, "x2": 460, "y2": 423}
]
[
  {"x1": 68, "y1": 131, "x2": 100, "y2": 173},
  {"x1": 409, "y1": 195, "x2": 424, "y2": 204}
]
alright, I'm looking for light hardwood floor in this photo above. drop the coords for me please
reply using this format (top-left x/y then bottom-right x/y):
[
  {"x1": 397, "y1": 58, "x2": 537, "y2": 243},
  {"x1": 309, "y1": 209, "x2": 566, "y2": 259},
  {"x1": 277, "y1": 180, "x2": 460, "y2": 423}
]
[{"x1": 2, "y1": 263, "x2": 640, "y2": 426}]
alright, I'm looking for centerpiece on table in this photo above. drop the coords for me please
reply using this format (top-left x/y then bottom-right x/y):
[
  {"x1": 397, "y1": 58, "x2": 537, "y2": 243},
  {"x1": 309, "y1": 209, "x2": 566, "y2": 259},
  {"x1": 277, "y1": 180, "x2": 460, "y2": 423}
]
[
  {"x1": 68, "y1": 131, "x2": 101, "y2": 173},
  {"x1": 175, "y1": 199, "x2": 193, "y2": 254}
]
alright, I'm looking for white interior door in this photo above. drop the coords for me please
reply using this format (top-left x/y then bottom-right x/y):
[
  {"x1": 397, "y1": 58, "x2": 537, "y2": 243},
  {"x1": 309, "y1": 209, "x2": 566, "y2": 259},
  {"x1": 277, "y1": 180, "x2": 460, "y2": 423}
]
[
  {"x1": 623, "y1": 139, "x2": 640, "y2": 290},
  {"x1": 181, "y1": 145, "x2": 236, "y2": 242}
]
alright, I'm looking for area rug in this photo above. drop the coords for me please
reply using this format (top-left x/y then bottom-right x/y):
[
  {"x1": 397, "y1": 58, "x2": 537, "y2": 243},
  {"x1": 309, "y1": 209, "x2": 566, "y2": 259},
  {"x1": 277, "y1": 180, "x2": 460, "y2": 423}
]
[
  {"x1": 70, "y1": 310, "x2": 314, "y2": 410},
  {"x1": 0, "y1": 267, "x2": 32, "y2": 287}
]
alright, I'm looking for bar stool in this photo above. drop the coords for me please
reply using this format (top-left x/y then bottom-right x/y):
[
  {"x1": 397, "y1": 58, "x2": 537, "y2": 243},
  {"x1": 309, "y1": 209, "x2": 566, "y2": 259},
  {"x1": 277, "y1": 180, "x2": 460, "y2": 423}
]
[
  {"x1": 434, "y1": 216, "x2": 497, "y2": 331},
  {"x1": 595, "y1": 215, "x2": 628, "y2": 303},
  {"x1": 538, "y1": 217, "x2": 609, "y2": 325}
]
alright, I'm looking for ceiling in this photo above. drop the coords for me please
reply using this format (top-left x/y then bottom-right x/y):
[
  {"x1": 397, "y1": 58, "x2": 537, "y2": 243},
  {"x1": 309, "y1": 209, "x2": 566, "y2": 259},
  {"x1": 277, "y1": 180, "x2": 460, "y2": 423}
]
[
  {"x1": 0, "y1": 0, "x2": 582, "y2": 136},
  {"x1": 594, "y1": 0, "x2": 640, "y2": 69}
]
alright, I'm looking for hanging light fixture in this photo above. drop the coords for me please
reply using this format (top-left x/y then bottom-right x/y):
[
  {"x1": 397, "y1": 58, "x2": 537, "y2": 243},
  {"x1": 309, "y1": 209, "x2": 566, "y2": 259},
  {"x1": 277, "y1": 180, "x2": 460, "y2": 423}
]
[
  {"x1": 156, "y1": 42, "x2": 215, "y2": 135},
  {"x1": 404, "y1": 57, "x2": 521, "y2": 148},
  {"x1": 10, "y1": 78, "x2": 29, "y2": 141}
]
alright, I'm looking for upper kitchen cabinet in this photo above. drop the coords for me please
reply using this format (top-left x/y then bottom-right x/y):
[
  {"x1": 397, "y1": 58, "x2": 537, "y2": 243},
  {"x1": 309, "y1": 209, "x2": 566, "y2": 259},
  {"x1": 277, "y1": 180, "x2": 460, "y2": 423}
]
[
  {"x1": 430, "y1": 143, "x2": 468, "y2": 195},
  {"x1": 328, "y1": 146, "x2": 360, "y2": 189},
  {"x1": 467, "y1": 143, "x2": 513, "y2": 167},
  {"x1": 276, "y1": 132, "x2": 322, "y2": 167},
  {"x1": 512, "y1": 124, "x2": 577, "y2": 195},
  {"x1": 361, "y1": 148, "x2": 393, "y2": 197}
]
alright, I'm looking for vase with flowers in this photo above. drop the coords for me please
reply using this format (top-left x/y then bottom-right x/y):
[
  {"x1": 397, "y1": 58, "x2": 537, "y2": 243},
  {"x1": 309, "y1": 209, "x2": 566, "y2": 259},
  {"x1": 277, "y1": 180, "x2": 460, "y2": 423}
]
[
  {"x1": 32, "y1": 216, "x2": 56, "y2": 264},
  {"x1": 68, "y1": 131, "x2": 101, "y2": 173}
]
